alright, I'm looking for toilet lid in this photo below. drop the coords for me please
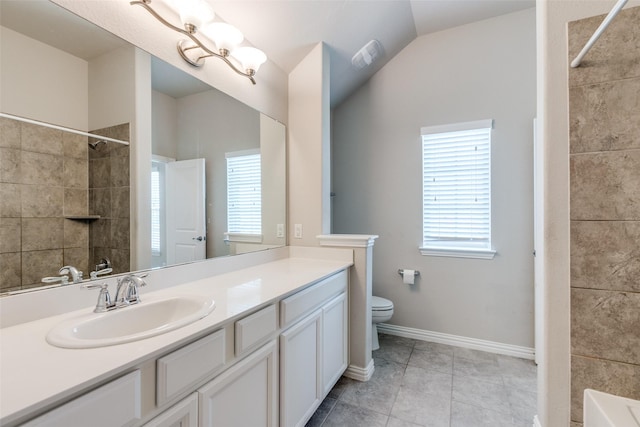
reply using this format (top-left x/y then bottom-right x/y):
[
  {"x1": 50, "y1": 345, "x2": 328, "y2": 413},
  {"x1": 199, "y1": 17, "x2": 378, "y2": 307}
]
[{"x1": 372, "y1": 296, "x2": 393, "y2": 311}]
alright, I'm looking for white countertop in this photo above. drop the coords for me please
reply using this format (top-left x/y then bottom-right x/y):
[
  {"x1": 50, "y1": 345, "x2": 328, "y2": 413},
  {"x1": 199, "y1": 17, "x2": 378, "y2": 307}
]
[{"x1": 0, "y1": 256, "x2": 352, "y2": 426}]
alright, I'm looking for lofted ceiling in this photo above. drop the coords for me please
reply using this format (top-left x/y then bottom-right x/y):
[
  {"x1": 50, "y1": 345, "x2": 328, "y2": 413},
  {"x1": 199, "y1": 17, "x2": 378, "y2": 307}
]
[{"x1": 1, "y1": 0, "x2": 535, "y2": 107}]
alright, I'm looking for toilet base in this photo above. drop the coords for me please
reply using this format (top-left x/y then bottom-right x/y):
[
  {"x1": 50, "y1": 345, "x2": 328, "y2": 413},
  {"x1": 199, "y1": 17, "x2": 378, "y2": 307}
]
[{"x1": 372, "y1": 323, "x2": 380, "y2": 351}]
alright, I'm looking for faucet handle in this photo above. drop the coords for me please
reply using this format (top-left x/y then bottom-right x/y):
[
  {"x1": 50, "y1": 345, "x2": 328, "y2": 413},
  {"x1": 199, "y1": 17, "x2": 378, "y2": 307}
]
[
  {"x1": 82, "y1": 282, "x2": 112, "y2": 313},
  {"x1": 90, "y1": 267, "x2": 113, "y2": 280}
]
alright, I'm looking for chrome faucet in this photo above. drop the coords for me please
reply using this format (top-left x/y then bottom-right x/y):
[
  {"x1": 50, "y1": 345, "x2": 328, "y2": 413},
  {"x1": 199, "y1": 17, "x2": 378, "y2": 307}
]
[
  {"x1": 59, "y1": 265, "x2": 83, "y2": 283},
  {"x1": 114, "y1": 274, "x2": 147, "y2": 306},
  {"x1": 83, "y1": 274, "x2": 148, "y2": 313}
]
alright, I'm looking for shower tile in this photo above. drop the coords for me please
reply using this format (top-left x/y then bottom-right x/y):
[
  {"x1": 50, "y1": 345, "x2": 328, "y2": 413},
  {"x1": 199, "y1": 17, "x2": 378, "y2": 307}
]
[
  {"x1": 0, "y1": 183, "x2": 21, "y2": 217},
  {"x1": 570, "y1": 78, "x2": 640, "y2": 154},
  {"x1": 568, "y1": 6, "x2": 640, "y2": 87},
  {"x1": 63, "y1": 219, "x2": 89, "y2": 249},
  {"x1": 22, "y1": 218, "x2": 63, "y2": 251},
  {"x1": 0, "y1": 218, "x2": 21, "y2": 253},
  {"x1": 570, "y1": 150, "x2": 640, "y2": 220},
  {"x1": 112, "y1": 187, "x2": 130, "y2": 218},
  {"x1": 63, "y1": 188, "x2": 88, "y2": 216},
  {"x1": 571, "y1": 288, "x2": 640, "y2": 365},
  {"x1": 109, "y1": 247, "x2": 129, "y2": 273},
  {"x1": 571, "y1": 221, "x2": 640, "y2": 292},
  {"x1": 21, "y1": 249, "x2": 63, "y2": 286},
  {"x1": 570, "y1": 422, "x2": 583, "y2": 427},
  {"x1": 111, "y1": 143, "x2": 130, "y2": 159},
  {"x1": 21, "y1": 151, "x2": 63, "y2": 186},
  {"x1": 0, "y1": 117, "x2": 21, "y2": 149},
  {"x1": 111, "y1": 218, "x2": 130, "y2": 250},
  {"x1": 63, "y1": 158, "x2": 88, "y2": 188},
  {"x1": 63, "y1": 247, "x2": 90, "y2": 276},
  {"x1": 0, "y1": 252, "x2": 21, "y2": 291},
  {"x1": 63, "y1": 133, "x2": 88, "y2": 160},
  {"x1": 90, "y1": 219, "x2": 111, "y2": 248},
  {"x1": 89, "y1": 158, "x2": 110, "y2": 188},
  {"x1": 571, "y1": 355, "x2": 640, "y2": 423},
  {"x1": 21, "y1": 122, "x2": 63, "y2": 155},
  {"x1": 21, "y1": 185, "x2": 62, "y2": 217},
  {"x1": 0, "y1": 148, "x2": 22, "y2": 183},
  {"x1": 89, "y1": 188, "x2": 111, "y2": 218},
  {"x1": 110, "y1": 155, "x2": 129, "y2": 188}
]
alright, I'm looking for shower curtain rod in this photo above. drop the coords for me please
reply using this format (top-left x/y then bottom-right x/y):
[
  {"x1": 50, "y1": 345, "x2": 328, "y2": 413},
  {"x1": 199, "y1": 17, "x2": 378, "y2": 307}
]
[
  {"x1": 571, "y1": 0, "x2": 629, "y2": 68},
  {"x1": 0, "y1": 112, "x2": 130, "y2": 146}
]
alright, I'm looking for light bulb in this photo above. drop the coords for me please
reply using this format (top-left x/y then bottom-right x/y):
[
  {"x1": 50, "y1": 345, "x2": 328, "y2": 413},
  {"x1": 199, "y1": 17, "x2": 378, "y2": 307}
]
[
  {"x1": 204, "y1": 22, "x2": 244, "y2": 55},
  {"x1": 174, "y1": 0, "x2": 215, "y2": 33},
  {"x1": 232, "y1": 47, "x2": 267, "y2": 74}
]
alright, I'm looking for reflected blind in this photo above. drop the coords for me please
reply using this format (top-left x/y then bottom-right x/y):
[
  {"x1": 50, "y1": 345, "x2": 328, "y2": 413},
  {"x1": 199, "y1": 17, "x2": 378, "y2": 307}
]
[
  {"x1": 226, "y1": 150, "x2": 262, "y2": 234},
  {"x1": 422, "y1": 120, "x2": 492, "y2": 250},
  {"x1": 151, "y1": 166, "x2": 161, "y2": 255}
]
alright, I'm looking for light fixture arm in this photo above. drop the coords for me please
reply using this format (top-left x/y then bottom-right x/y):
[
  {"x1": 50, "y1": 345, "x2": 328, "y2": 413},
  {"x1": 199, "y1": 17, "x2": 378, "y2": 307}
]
[{"x1": 130, "y1": 0, "x2": 257, "y2": 84}]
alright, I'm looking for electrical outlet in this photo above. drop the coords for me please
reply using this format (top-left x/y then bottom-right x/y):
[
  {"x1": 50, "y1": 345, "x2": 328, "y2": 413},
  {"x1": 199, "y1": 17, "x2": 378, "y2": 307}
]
[
  {"x1": 276, "y1": 224, "x2": 284, "y2": 238},
  {"x1": 294, "y1": 224, "x2": 303, "y2": 239}
]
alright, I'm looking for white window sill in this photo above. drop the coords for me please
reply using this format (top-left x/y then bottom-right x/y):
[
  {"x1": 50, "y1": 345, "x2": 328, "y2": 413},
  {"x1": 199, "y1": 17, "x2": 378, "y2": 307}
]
[
  {"x1": 419, "y1": 246, "x2": 496, "y2": 260},
  {"x1": 224, "y1": 233, "x2": 263, "y2": 244}
]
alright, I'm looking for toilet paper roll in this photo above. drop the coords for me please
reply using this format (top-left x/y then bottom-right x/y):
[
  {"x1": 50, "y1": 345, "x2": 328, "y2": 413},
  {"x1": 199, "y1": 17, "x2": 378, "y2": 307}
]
[{"x1": 402, "y1": 269, "x2": 415, "y2": 285}]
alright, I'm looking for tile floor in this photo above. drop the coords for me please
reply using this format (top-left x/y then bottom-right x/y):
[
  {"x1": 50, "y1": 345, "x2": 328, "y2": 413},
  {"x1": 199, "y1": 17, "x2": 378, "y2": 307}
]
[{"x1": 306, "y1": 333, "x2": 537, "y2": 427}]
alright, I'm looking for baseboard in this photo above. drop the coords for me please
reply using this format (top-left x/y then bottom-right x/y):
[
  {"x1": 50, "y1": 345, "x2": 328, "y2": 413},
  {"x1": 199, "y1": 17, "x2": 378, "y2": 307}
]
[
  {"x1": 377, "y1": 323, "x2": 535, "y2": 360},
  {"x1": 533, "y1": 415, "x2": 541, "y2": 427},
  {"x1": 344, "y1": 359, "x2": 375, "y2": 381}
]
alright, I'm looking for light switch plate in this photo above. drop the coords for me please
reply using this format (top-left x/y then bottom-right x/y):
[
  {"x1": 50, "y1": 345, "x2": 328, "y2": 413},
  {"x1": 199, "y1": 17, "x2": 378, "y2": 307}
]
[
  {"x1": 277, "y1": 224, "x2": 284, "y2": 238},
  {"x1": 294, "y1": 224, "x2": 303, "y2": 239}
]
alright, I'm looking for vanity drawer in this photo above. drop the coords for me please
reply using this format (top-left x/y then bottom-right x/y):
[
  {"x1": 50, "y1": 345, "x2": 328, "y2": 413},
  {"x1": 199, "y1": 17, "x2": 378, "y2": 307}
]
[
  {"x1": 23, "y1": 370, "x2": 141, "y2": 427},
  {"x1": 280, "y1": 269, "x2": 348, "y2": 328},
  {"x1": 235, "y1": 304, "x2": 277, "y2": 355},
  {"x1": 157, "y1": 329, "x2": 225, "y2": 406}
]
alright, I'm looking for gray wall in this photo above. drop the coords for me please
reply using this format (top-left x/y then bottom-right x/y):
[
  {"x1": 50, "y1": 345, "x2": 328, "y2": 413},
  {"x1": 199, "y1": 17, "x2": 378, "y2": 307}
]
[
  {"x1": 332, "y1": 8, "x2": 536, "y2": 347},
  {"x1": 568, "y1": 6, "x2": 640, "y2": 425}
]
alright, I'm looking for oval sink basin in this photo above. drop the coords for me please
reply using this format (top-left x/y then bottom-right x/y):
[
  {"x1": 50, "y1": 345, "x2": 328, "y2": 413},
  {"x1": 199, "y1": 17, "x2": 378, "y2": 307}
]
[{"x1": 47, "y1": 295, "x2": 215, "y2": 349}]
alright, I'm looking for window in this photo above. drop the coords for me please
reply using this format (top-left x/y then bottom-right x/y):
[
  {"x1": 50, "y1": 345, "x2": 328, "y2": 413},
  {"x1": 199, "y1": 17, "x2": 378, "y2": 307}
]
[
  {"x1": 421, "y1": 119, "x2": 495, "y2": 259},
  {"x1": 150, "y1": 163, "x2": 162, "y2": 256},
  {"x1": 226, "y1": 150, "x2": 262, "y2": 237}
]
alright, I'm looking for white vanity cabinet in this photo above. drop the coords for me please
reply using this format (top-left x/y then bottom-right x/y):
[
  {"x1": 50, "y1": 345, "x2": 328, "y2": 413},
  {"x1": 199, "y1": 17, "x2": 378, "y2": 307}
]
[
  {"x1": 144, "y1": 393, "x2": 198, "y2": 427},
  {"x1": 198, "y1": 340, "x2": 278, "y2": 427},
  {"x1": 279, "y1": 270, "x2": 348, "y2": 427}
]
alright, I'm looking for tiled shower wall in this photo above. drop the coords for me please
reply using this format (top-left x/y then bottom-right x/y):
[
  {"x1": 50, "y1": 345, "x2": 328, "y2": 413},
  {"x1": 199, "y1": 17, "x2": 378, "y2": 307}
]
[
  {"x1": 568, "y1": 6, "x2": 640, "y2": 426},
  {"x1": 0, "y1": 116, "x2": 90, "y2": 292},
  {"x1": 0, "y1": 118, "x2": 130, "y2": 292},
  {"x1": 89, "y1": 123, "x2": 130, "y2": 275}
]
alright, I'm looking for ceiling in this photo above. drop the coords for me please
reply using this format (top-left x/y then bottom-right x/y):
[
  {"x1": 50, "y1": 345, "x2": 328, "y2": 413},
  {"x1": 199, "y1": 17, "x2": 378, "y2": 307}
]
[{"x1": 1, "y1": 0, "x2": 535, "y2": 107}]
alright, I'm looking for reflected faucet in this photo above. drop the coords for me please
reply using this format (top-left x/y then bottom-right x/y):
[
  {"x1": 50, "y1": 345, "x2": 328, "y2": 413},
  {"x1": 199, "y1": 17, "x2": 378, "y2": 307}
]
[{"x1": 59, "y1": 265, "x2": 83, "y2": 284}]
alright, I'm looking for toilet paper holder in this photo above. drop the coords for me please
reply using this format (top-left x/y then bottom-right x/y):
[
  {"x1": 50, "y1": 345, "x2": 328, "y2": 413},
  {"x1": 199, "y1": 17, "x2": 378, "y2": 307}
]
[{"x1": 397, "y1": 269, "x2": 420, "y2": 277}]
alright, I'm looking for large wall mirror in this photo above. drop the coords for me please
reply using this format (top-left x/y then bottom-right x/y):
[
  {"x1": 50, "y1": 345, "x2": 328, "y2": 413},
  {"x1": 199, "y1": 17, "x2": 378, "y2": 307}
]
[{"x1": 0, "y1": 0, "x2": 286, "y2": 294}]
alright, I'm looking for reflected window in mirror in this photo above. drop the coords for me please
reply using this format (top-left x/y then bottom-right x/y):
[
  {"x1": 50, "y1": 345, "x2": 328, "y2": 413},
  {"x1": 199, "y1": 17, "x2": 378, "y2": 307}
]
[{"x1": 226, "y1": 150, "x2": 262, "y2": 241}]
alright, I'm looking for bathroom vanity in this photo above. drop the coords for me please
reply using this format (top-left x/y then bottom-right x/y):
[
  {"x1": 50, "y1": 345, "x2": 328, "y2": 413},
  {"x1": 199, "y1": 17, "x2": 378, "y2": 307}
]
[{"x1": 0, "y1": 249, "x2": 353, "y2": 427}]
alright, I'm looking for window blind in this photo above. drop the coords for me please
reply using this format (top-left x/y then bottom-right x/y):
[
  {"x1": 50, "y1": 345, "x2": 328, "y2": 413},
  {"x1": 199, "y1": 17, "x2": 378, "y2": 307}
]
[
  {"x1": 422, "y1": 120, "x2": 492, "y2": 251},
  {"x1": 226, "y1": 150, "x2": 262, "y2": 234},
  {"x1": 151, "y1": 166, "x2": 161, "y2": 256}
]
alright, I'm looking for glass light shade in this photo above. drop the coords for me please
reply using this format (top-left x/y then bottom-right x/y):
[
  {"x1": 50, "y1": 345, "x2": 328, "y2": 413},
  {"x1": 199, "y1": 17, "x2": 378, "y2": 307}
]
[
  {"x1": 204, "y1": 22, "x2": 244, "y2": 54},
  {"x1": 176, "y1": 0, "x2": 214, "y2": 32},
  {"x1": 232, "y1": 47, "x2": 267, "y2": 73}
]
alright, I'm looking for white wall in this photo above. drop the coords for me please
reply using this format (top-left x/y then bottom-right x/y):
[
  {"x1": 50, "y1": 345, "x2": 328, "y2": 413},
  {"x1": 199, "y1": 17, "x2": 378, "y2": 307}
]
[
  {"x1": 151, "y1": 90, "x2": 179, "y2": 160},
  {"x1": 537, "y1": 0, "x2": 640, "y2": 425},
  {"x1": 332, "y1": 9, "x2": 536, "y2": 348},
  {"x1": 260, "y1": 114, "x2": 287, "y2": 247},
  {"x1": 0, "y1": 26, "x2": 88, "y2": 130}
]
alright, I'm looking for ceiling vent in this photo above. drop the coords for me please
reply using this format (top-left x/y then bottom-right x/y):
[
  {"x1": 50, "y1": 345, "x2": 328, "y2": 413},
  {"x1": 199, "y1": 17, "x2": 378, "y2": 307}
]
[{"x1": 351, "y1": 40, "x2": 383, "y2": 69}]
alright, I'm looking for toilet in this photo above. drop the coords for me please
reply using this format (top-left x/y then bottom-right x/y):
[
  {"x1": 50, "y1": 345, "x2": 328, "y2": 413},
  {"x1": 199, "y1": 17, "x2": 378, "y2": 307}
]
[{"x1": 371, "y1": 296, "x2": 394, "y2": 351}]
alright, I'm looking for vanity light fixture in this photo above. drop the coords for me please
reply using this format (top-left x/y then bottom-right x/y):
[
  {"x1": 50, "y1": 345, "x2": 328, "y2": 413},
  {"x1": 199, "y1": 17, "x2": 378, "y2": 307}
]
[{"x1": 130, "y1": 0, "x2": 267, "y2": 85}]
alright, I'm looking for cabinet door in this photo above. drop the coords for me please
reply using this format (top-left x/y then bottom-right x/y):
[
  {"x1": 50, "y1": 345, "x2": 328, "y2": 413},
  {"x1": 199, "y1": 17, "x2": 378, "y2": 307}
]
[
  {"x1": 144, "y1": 393, "x2": 198, "y2": 427},
  {"x1": 322, "y1": 292, "x2": 348, "y2": 395},
  {"x1": 280, "y1": 309, "x2": 322, "y2": 427},
  {"x1": 198, "y1": 340, "x2": 278, "y2": 427}
]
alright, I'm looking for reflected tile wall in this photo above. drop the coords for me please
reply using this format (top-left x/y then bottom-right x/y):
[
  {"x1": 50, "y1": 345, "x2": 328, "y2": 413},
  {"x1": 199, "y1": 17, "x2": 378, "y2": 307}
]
[
  {"x1": 568, "y1": 5, "x2": 640, "y2": 424},
  {"x1": 0, "y1": 117, "x2": 89, "y2": 292},
  {"x1": 88, "y1": 123, "x2": 130, "y2": 275}
]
